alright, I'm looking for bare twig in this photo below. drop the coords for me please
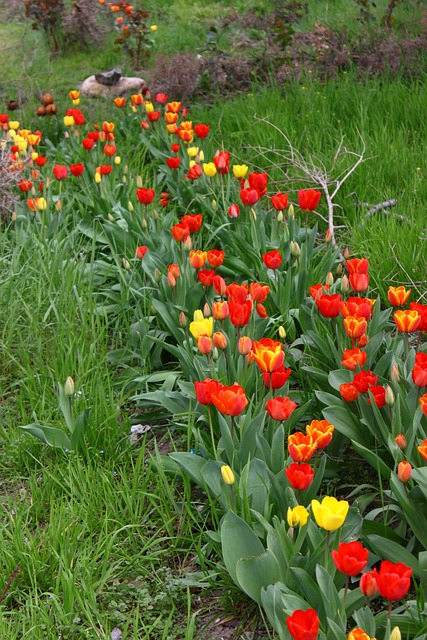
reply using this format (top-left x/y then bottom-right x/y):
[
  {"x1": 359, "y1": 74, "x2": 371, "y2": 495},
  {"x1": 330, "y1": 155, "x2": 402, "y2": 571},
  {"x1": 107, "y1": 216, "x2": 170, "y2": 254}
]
[
  {"x1": 365, "y1": 198, "x2": 397, "y2": 218},
  {"x1": 0, "y1": 565, "x2": 21, "y2": 605}
]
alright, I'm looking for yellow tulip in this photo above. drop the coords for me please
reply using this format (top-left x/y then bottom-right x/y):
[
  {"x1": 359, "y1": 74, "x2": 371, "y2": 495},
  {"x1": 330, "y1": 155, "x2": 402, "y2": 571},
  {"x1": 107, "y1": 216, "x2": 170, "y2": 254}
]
[
  {"x1": 189, "y1": 316, "x2": 213, "y2": 340},
  {"x1": 233, "y1": 164, "x2": 248, "y2": 179},
  {"x1": 187, "y1": 146, "x2": 199, "y2": 157},
  {"x1": 203, "y1": 162, "x2": 217, "y2": 177},
  {"x1": 150, "y1": 24, "x2": 157, "y2": 31},
  {"x1": 36, "y1": 197, "x2": 47, "y2": 211},
  {"x1": 287, "y1": 506, "x2": 309, "y2": 527},
  {"x1": 8, "y1": 121, "x2": 20, "y2": 130},
  {"x1": 72, "y1": 99, "x2": 80, "y2": 106},
  {"x1": 64, "y1": 116, "x2": 75, "y2": 126},
  {"x1": 193, "y1": 309, "x2": 204, "y2": 322},
  {"x1": 95, "y1": 172, "x2": 102, "y2": 184},
  {"x1": 221, "y1": 465, "x2": 235, "y2": 485},
  {"x1": 311, "y1": 496, "x2": 349, "y2": 531},
  {"x1": 189, "y1": 160, "x2": 196, "y2": 168},
  {"x1": 145, "y1": 101, "x2": 154, "y2": 113},
  {"x1": 114, "y1": 156, "x2": 121, "y2": 165},
  {"x1": 32, "y1": 152, "x2": 38, "y2": 161},
  {"x1": 18, "y1": 129, "x2": 31, "y2": 139}
]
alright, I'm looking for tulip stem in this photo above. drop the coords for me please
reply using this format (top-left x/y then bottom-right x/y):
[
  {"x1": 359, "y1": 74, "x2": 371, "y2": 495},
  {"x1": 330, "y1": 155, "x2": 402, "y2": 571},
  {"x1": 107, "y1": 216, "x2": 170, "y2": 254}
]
[
  {"x1": 207, "y1": 407, "x2": 217, "y2": 459},
  {"x1": 325, "y1": 530, "x2": 330, "y2": 568},
  {"x1": 230, "y1": 415, "x2": 235, "y2": 444},
  {"x1": 343, "y1": 575, "x2": 349, "y2": 605}
]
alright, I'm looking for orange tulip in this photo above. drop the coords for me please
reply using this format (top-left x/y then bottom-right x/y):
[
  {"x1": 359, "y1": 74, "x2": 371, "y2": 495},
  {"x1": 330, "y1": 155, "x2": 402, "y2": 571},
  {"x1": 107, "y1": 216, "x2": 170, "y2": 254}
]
[
  {"x1": 189, "y1": 250, "x2": 207, "y2": 269},
  {"x1": 212, "y1": 301, "x2": 229, "y2": 320},
  {"x1": 166, "y1": 101, "x2": 182, "y2": 113},
  {"x1": 344, "y1": 315, "x2": 367, "y2": 339},
  {"x1": 395, "y1": 434, "x2": 407, "y2": 449},
  {"x1": 250, "y1": 338, "x2": 284, "y2": 373},
  {"x1": 306, "y1": 419, "x2": 334, "y2": 449},
  {"x1": 197, "y1": 334, "x2": 212, "y2": 355},
  {"x1": 420, "y1": 394, "x2": 427, "y2": 417},
  {"x1": 341, "y1": 348, "x2": 367, "y2": 371},
  {"x1": 266, "y1": 396, "x2": 297, "y2": 421},
  {"x1": 394, "y1": 310, "x2": 420, "y2": 332},
  {"x1": 249, "y1": 282, "x2": 270, "y2": 303},
  {"x1": 397, "y1": 461, "x2": 412, "y2": 482},
  {"x1": 388, "y1": 286, "x2": 411, "y2": 307},
  {"x1": 238, "y1": 336, "x2": 252, "y2": 355},
  {"x1": 288, "y1": 432, "x2": 317, "y2": 462},
  {"x1": 418, "y1": 439, "x2": 427, "y2": 461},
  {"x1": 165, "y1": 112, "x2": 179, "y2": 124},
  {"x1": 114, "y1": 97, "x2": 126, "y2": 107},
  {"x1": 213, "y1": 331, "x2": 227, "y2": 350},
  {"x1": 210, "y1": 383, "x2": 248, "y2": 416},
  {"x1": 103, "y1": 121, "x2": 115, "y2": 133}
]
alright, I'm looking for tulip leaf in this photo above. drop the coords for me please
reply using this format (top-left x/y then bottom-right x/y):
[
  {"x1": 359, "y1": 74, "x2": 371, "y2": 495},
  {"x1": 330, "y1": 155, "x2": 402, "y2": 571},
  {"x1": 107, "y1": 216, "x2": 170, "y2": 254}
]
[
  {"x1": 351, "y1": 441, "x2": 391, "y2": 479},
  {"x1": 288, "y1": 567, "x2": 323, "y2": 613},
  {"x1": 236, "y1": 549, "x2": 282, "y2": 604},
  {"x1": 221, "y1": 511, "x2": 265, "y2": 586},
  {"x1": 271, "y1": 424, "x2": 285, "y2": 475},
  {"x1": 322, "y1": 405, "x2": 371, "y2": 448},
  {"x1": 326, "y1": 617, "x2": 347, "y2": 640},
  {"x1": 368, "y1": 533, "x2": 420, "y2": 577},
  {"x1": 260, "y1": 583, "x2": 289, "y2": 640},
  {"x1": 352, "y1": 606, "x2": 376, "y2": 638},
  {"x1": 316, "y1": 565, "x2": 344, "y2": 622},
  {"x1": 21, "y1": 424, "x2": 71, "y2": 450}
]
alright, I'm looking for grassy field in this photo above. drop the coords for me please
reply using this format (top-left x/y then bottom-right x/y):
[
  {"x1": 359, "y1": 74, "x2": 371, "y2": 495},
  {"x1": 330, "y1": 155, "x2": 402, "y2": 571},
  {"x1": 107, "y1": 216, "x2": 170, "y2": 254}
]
[{"x1": 1, "y1": 1, "x2": 427, "y2": 637}]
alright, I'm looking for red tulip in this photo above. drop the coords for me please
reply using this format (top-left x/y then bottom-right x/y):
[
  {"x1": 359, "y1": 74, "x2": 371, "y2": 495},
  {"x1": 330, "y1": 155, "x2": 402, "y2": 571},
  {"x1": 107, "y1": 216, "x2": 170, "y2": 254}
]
[
  {"x1": 262, "y1": 365, "x2": 291, "y2": 389},
  {"x1": 147, "y1": 111, "x2": 160, "y2": 122},
  {"x1": 35, "y1": 155, "x2": 47, "y2": 167},
  {"x1": 346, "y1": 258, "x2": 369, "y2": 275},
  {"x1": 180, "y1": 214, "x2": 203, "y2": 232},
  {"x1": 340, "y1": 383, "x2": 359, "y2": 402},
  {"x1": 341, "y1": 298, "x2": 374, "y2": 320},
  {"x1": 82, "y1": 137, "x2": 95, "y2": 150},
  {"x1": 207, "y1": 249, "x2": 224, "y2": 268},
  {"x1": 104, "y1": 144, "x2": 116, "y2": 157},
  {"x1": 194, "y1": 378, "x2": 221, "y2": 405},
  {"x1": 409, "y1": 302, "x2": 427, "y2": 331},
  {"x1": 171, "y1": 223, "x2": 190, "y2": 242},
  {"x1": 213, "y1": 151, "x2": 230, "y2": 174},
  {"x1": 285, "y1": 463, "x2": 314, "y2": 490},
  {"x1": 186, "y1": 164, "x2": 203, "y2": 179},
  {"x1": 420, "y1": 393, "x2": 427, "y2": 416},
  {"x1": 240, "y1": 187, "x2": 259, "y2": 206},
  {"x1": 349, "y1": 273, "x2": 369, "y2": 292},
  {"x1": 166, "y1": 157, "x2": 181, "y2": 169},
  {"x1": 341, "y1": 348, "x2": 367, "y2": 371},
  {"x1": 227, "y1": 283, "x2": 249, "y2": 302},
  {"x1": 309, "y1": 283, "x2": 329, "y2": 300},
  {"x1": 368, "y1": 385, "x2": 386, "y2": 408},
  {"x1": 155, "y1": 93, "x2": 168, "y2": 103},
  {"x1": 213, "y1": 275, "x2": 227, "y2": 297},
  {"x1": 210, "y1": 383, "x2": 248, "y2": 416},
  {"x1": 19, "y1": 179, "x2": 33, "y2": 192},
  {"x1": 298, "y1": 189, "x2": 321, "y2": 212},
  {"x1": 98, "y1": 165, "x2": 112, "y2": 175},
  {"x1": 332, "y1": 541, "x2": 369, "y2": 576},
  {"x1": 359, "y1": 571, "x2": 378, "y2": 598},
  {"x1": 227, "y1": 203, "x2": 240, "y2": 218},
  {"x1": 286, "y1": 609, "x2": 319, "y2": 640},
  {"x1": 412, "y1": 352, "x2": 427, "y2": 387},
  {"x1": 262, "y1": 250, "x2": 282, "y2": 270},
  {"x1": 53, "y1": 165, "x2": 68, "y2": 180},
  {"x1": 247, "y1": 172, "x2": 268, "y2": 198},
  {"x1": 228, "y1": 298, "x2": 253, "y2": 327},
  {"x1": 271, "y1": 191, "x2": 288, "y2": 211},
  {"x1": 266, "y1": 396, "x2": 297, "y2": 421},
  {"x1": 70, "y1": 163, "x2": 85, "y2": 176},
  {"x1": 249, "y1": 282, "x2": 270, "y2": 303},
  {"x1": 136, "y1": 188, "x2": 155, "y2": 205},
  {"x1": 135, "y1": 245, "x2": 148, "y2": 259},
  {"x1": 397, "y1": 460, "x2": 412, "y2": 482},
  {"x1": 373, "y1": 560, "x2": 412, "y2": 601},
  {"x1": 352, "y1": 370, "x2": 378, "y2": 393},
  {"x1": 197, "y1": 269, "x2": 215, "y2": 287},
  {"x1": 316, "y1": 294, "x2": 342, "y2": 318},
  {"x1": 194, "y1": 123, "x2": 210, "y2": 138}
]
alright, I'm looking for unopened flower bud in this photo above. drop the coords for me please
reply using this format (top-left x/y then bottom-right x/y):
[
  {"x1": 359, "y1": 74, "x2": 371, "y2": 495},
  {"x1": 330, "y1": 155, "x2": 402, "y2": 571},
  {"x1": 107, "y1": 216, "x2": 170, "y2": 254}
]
[
  {"x1": 221, "y1": 464, "x2": 235, "y2": 485},
  {"x1": 343, "y1": 247, "x2": 350, "y2": 259},
  {"x1": 167, "y1": 272, "x2": 176, "y2": 287},
  {"x1": 389, "y1": 627, "x2": 401, "y2": 640},
  {"x1": 340, "y1": 275, "x2": 349, "y2": 293},
  {"x1": 198, "y1": 150, "x2": 205, "y2": 162},
  {"x1": 277, "y1": 211, "x2": 283, "y2": 222},
  {"x1": 390, "y1": 364, "x2": 400, "y2": 383},
  {"x1": 179, "y1": 311, "x2": 187, "y2": 327},
  {"x1": 128, "y1": 201, "x2": 134, "y2": 212},
  {"x1": 136, "y1": 175, "x2": 143, "y2": 188},
  {"x1": 95, "y1": 172, "x2": 101, "y2": 184},
  {"x1": 122, "y1": 258, "x2": 131, "y2": 269},
  {"x1": 397, "y1": 461, "x2": 412, "y2": 483},
  {"x1": 108, "y1": 213, "x2": 115, "y2": 222},
  {"x1": 197, "y1": 334, "x2": 212, "y2": 355},
  {"x1": 55, "y1": 199, "x2": 62, "y2": 212},
  {"x1": 238, "y1": 336, "x2": 252, "y2": 355},
  {"x1": 154, "y1": 267, "x2": 160, "y2": 282},
  {"x1": 64, "y1": 376, "x2": 74, "y2": 397},
  {"x1": 115, "y1": 156, "x2": 121, "y2": 165},
  {"x1": 183, "y1": 236, "x2": 192, "y2": 251},
  {"x1": 141, "y1": 217, "x2": 147, "y2": 229},
  {"x1": 359, "y1": 571, "x2": 378, "y2": 598},
  {"x1": 212, "y1": 346, "x2": 219, "y2": 361},
  {"x1": 290, "y1": 241, "x2": 300, "y2": 257},
  {"x1": 211, "y1": 200, "x2": 217, "y2": 211},
  {"x1": 278, "y1": 326, "x2": 286, "y2": 339},
  {"x1": 336, "y1": 263, "x2": 343, "y2": 275},
  {"x1": 325, "y1": 271, "x2": 334, "y2": 286},
  {"x1": 122, "y1": 175, "x2": 127, "y2": 183},
  {"x1": 325, "y1": 229, "x2": 332, "y2": 243},
  {"x1": 213, "y1": 331, "x2": 227, "y2": 350},
  {"x1": 385, "y1": 385, "x2": 395, "y2": 406},
  {"x1": 250, "y1": 207, "x2": 257, "y2": 221},
  {"x1": 395, "y1": 434, "x2": 406, "y2": 450},
  {"x1": 288, "y1": 203, "x2": 294, "y2": 217},
  {"x1": 203, "y1": 302, "x2": 211, "y2": 317},
  {"x1": 11, "y1": 212, "x2": 17, "y2": 222},
  {"x1": 123, "y1": 164, "x2": 128, "y2": 175}
]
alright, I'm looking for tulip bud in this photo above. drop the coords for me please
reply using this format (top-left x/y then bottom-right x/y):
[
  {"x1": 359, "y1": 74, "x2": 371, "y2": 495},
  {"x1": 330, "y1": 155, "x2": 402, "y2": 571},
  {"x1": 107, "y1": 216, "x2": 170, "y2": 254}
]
[
  {"x1": 395, "y1": 434, "x2": 406, "y2": 450},
  {"x1": 123, "y1": 164, "x2": 128, "y2": 175},
  {"x1": 152, "y1": 209, "x2": 158, "y2": 220},
  {"x1": 183, "y1": 236, "x2": 192, "y2": 251},
  {"x1": 122, "y1": 175, "x2": 127, "y2": 184},
  {"x1": 197, "y1": 334, "x2": 212, "y2": 355},
  {"x1": 64, "y1": 376, "x2": 75, "y2": 397},
  {"x1": 238, "y1": 336, "x2": 252, "y2": 355},
  {"x1": 290, "y1": 241, "x2": 300, "y2": 257},
  {"x1": 325, "y1": 229, "x2": 332, "y2": 243},
  {"x1": 343, "y1": 247, "x2": 350, "y2": 259},
  {"x1": 11, "y1": 212, "x2": 17, "y2": 222},
  {"x1": 385, "y1": 385, "x2": 395, "y2": 406},
  {"x1": 115, "y1": 156, "x2": 121, "y2": 165},
  {"x1": 45, "y1": 177, "x2": 51, "y2": 188},
  {"x1": 212, "y1": 346, "x2": 219, "y2": 361},
  {"x1": 203, "y1": 302, "x2": 211, "y2": 317},
  {"x1": 213, "y1": 331, "x2": 227, "y2": 350},
  {"x1": 122, "y1": 258, "x2": 131, "y2": 269},
  {"x1": 179, "y1": 311, "x2": 187, "y2": 328},
  {"x1": 108, "y1": 213, "x2": 115, "y2": 222},
  {"x1": 288, "y1": 203, "x2": 294, "y2": 217},
  {"x1": 221, "y1": 465, "x2": 235, "y2": 485},
  {"x1": 397, "y1": 461, "x2": 412, "y2": 483},
  {"x1": 154, "y1": 267, "x2": 160, "y2": 282},
  {"x1": 199, "y1": 150, "x2": 205, "y2": 161},
  {"x1": 212, "y1": 200, "x2": 217, "y2": 211},
  {"x1": 31, "y1": 186, "x2": 36, "y2": 196},
  {"x1": 389, "y1": 627, "x2": 401, "y2": 640},
  {"x1": 141, "y1": 217, "x2": 147, "y2": 229},
  {"x1": 128, "y1": 201, "x2": 134, "y2": 212},
  {"x1": 336, "y1": 263, "x2": 343, "y2": 275},
  {"x1": 136, "y1": 175, "x2": 143, "y2": 188},
  {"x1": 250, "y1": 207, "x2": 257, "y2": 221},
  {"x1": 278, "y1": 326, "x2": 286, "y2": 339},
  {"x1": 325, "y1": 271, "x2": 334, "y2": 286},
  {"x1": 55, "y1": 199, "x2": 62, "y2": 212},
  {"x1": 359, "y1": 571, "x2": 378, "y2": 598},
  {"x1": 340, "y1": 275, "x2": 350, "y2": 293},
  {"x1": 95, "y1": 172, "x2": 101, "y2": 184},
  {"x1": 167, "y1": 272, "x2": 176, "y2": 287},
  {"x1": 390, "y1": 364, "x2": 400, "y2": 383}
]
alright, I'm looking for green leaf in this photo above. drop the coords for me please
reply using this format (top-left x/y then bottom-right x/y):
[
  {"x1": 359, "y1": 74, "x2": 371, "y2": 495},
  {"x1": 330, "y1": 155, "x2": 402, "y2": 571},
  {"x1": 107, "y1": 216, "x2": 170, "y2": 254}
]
[
  {"x1": 58, "y1": 384, "x2": 74, "y2": 433},
  {"x1": 368, "y1": 533, "x2": 420, "y2": 577},
  {"x1": 236, "y1": 549, "x2": 282, "y2": 604},
  {"x1": 322, "y1": 406, "x2": 371, "y2": 447},
  {"x1": 220, "y1": 511, "x2": 265, "y2": 586},
  {"x1": 351, "y1": 442, "x2": 391, "y2": 479},
  {"x1": 288, "y1": 567, "x2": 323, "y2": 612},
  {"x1": 21, "y1": 424, "x2": 71, "y2": 450},
  {"x1": 70, "y1": 409, "x2": 90, "y2": 451},
  {"x1": 316, "y1": 564, "x2": 343, "y2": 623}
]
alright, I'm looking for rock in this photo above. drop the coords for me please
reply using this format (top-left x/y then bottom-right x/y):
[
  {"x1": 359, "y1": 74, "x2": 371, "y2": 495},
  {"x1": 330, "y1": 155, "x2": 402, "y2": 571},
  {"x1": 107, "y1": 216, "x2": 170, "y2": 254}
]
[{"x1": 80, "y1": 70, "x2": 148, "y2": 98}]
